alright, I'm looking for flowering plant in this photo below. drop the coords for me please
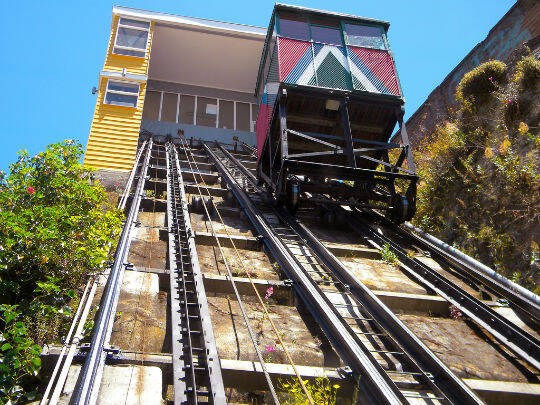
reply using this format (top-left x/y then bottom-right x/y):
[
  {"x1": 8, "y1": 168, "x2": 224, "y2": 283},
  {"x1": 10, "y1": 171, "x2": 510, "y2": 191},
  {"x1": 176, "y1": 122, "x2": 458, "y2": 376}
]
[{"x1": 0, "y1": 141, "x2": 122, "y2": 403}]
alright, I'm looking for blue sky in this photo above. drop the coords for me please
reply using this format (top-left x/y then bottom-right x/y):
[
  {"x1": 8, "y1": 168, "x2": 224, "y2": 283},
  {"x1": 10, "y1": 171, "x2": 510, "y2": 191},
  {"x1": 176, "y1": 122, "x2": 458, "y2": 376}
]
[{"x1": 0, "y1": 0, "x2": 516, "y2": 171}]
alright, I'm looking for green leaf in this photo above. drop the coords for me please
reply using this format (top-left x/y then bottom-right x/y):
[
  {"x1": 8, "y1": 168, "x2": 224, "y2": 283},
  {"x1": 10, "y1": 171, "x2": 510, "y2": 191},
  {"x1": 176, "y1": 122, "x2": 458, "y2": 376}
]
[{"x1": 1, "y1": 343, "x2": 12, "y2": 351}]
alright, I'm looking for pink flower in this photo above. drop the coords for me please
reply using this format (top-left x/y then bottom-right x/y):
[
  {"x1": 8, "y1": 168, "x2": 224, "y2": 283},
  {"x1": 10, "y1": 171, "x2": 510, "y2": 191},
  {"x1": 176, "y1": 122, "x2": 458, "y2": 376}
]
[
  {"x1": 266, "y1": 345, "x2": 275, "y2": 352},
  {"x1": 506, "y1": 99, "x2": 512, "y2": 104},
  {"x1": 488, "y1": 76, "x2": 493, "y2": 81},
  {"x1": 449, "y1": 306, "x2": 462, "y2": 319},
  {"x1": 27, "y1": 186, "x2": 35, "y2": 194},
  {"x1": 265, "y1": 286, "x2": 274, "y2": 299}
]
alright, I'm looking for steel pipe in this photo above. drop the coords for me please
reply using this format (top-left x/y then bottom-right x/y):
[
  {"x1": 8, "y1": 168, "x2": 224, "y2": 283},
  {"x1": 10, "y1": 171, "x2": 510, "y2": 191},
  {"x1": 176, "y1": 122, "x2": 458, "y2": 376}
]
[{"x1": 403, "y1": 222, "x2": 540, "y2": 310}]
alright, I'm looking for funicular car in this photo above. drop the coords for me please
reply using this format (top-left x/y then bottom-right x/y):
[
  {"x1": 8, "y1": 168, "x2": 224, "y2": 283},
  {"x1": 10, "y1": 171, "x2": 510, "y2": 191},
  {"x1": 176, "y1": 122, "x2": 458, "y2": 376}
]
[{"x1": 255, "y1": 4, "x2": 418, "y2": 222}]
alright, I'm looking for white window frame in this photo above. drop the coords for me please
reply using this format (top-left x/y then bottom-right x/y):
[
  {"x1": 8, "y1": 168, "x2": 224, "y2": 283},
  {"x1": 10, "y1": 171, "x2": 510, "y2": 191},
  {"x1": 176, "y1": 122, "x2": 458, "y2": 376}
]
[
  {"x1": 113, "y1": 17, "x2": 151, "y2": 58},
  {"x1": 104, "y1": 79, "x2": 140, "y2": 108},
  {"x1": 153, "y1": 91, "x2": 256, "y2": 131}
]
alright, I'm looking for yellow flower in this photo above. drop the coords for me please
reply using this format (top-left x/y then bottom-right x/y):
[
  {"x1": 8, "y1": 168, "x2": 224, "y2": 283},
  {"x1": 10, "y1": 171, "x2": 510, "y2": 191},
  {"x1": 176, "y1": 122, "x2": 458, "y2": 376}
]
[
  {"x1": 41, "y1": 256, "x2": 49, "y2": 264},
  {"x1": 518, "y1": 122, "x2": 529, "y2": 134},
  {"x1": 333, "y1": 384, "x2": 340, "y2": 389},
  {"x1": 499, "y1": 138, "x2": 511, "y2": 154}
]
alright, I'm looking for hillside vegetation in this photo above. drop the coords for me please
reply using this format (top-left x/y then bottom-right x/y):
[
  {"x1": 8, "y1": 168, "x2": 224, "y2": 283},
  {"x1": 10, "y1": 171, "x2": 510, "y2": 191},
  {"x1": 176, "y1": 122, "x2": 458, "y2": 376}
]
[
  {"x1": 413, "y1": 50, "x2": 540, "y2": 293},
  {"x1": 0, "y1": 141, "x2": 122, "y2": 403}
]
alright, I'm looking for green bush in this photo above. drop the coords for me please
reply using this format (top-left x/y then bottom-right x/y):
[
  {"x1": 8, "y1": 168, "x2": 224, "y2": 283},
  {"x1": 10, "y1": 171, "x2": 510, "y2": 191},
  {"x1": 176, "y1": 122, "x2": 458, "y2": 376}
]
[
  {"x1": 456, "y1": 60, "x2": 506, "y2": 105},
  {"x1": 0, "y1": 141, "x2": 122, "y2": 403},
  {"x1": 513, "y1": 55, "x2": 540, "y2": 90}
]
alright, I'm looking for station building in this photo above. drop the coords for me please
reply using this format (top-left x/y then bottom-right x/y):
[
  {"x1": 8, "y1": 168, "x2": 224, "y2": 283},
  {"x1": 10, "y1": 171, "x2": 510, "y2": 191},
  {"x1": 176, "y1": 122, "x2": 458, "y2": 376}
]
[{"x1": 83, "y1": 6, "x2": 267, "y2": 172}]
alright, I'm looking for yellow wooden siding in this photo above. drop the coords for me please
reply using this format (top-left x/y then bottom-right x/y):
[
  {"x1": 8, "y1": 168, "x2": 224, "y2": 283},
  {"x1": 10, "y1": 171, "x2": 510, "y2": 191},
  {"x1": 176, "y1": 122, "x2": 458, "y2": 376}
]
[{"x1": 83, "y1": 17, "x2": 154, "y2": 172}]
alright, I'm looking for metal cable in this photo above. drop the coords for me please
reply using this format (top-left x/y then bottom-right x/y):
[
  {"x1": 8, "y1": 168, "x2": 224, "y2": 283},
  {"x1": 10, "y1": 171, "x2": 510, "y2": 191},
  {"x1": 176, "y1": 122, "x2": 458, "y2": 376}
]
[{"x1": 178, "y1": 135, "x2": 315, "y2": 405}]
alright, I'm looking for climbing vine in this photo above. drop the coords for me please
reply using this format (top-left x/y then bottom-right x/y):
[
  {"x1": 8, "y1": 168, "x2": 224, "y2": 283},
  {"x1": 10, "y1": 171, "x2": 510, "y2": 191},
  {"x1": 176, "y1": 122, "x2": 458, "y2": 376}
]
[{"x1": 413, "y1": 54, "x2": 540, "y2": 293}]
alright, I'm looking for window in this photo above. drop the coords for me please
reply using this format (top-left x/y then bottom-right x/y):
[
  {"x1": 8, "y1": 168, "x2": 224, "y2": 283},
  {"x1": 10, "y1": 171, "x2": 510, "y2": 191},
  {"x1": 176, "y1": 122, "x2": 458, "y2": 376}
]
[
  {"x1": 218, "y1": 100, "x2": 234, "y2": 129},
  {"x1": 104, "y1": 80, "x2": 139, "y2": 107},
  {"x1": 236, "y1": 102, "x2": 251, "y2": 132},
  {"x1": 179, "y1": 95, "x2": 195, "y2": 125},
  {"x1": 251, "y1": 104, "x2": 258, "y2": 132},
  {"x1": 142, "y1": 91, "x2": 160, "y2": 120},
  {"x1": 344, "y1": 24, "x2": 386, "y2": 50},
  {"x1": 113, "y1": 18, "x2": 150, "y2": 58},
  {"x1": 160, "y1": 93, "x2": 178, "y2": 122},
  {"x1": 278, "y1": 13, "x2": 310, "y2": 41},
  {"x1": 196, "y1": 97, "x2": 218, "y2": 127},
  {"x1": 310, "y1": 18, "x2": 342, "y2": 45},
  {"x1": 142, "y1": 91, "x2": 257, "y2": 131}
]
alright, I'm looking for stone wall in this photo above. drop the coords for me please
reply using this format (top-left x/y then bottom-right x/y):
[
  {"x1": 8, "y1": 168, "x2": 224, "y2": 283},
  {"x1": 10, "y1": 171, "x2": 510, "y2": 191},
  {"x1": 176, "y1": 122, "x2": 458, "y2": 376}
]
[
  {"x1": 93, "y1": 169, "x2": 130, "y2": 193},
  {"x1": 396, "y1": 0, "x2": 540, "y2": 147}
]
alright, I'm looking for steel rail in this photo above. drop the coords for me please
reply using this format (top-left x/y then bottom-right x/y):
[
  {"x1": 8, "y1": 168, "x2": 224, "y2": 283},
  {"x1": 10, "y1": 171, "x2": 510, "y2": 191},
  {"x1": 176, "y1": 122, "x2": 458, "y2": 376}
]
[
  {"x1": 43, "y1": 141, "x2": 150, "y2": 405},
  {"x1": 240, "y1": 141, "x2": 256, "y2": 156},
  {"x1": 204, "y1": 143, "x2": 408, "y2": 404},
  {"x1": 346, "y1": 209, "x2": 540, "y2": 371},
  {"x1": 40, "y1": 280, "x2": 93, "y2": 405},
  {"x1": 400, "y1": 221, "x2": 540, "y2": 323},
  {"x1": 70, "y1": 138, "x2": 153, "y2": 405},
  {"x1": 215, "y1": 143, "x2": 485, "y2": 404},
  {"x1": 166, "y1": 141, "x2": 226, "y2": 404},
  {"x1": 118, "y1": 139, "x2": 148, "y2": 210},
  {"x1": 177, "y1": 139, "x2": 282, "y2": 404}
]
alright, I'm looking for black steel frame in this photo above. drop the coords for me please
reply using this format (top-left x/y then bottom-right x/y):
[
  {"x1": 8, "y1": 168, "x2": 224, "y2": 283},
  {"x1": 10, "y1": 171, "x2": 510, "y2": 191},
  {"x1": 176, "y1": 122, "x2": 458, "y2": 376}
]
[{"x1": 257, "y1": 86, "x2": 418, "y2": 221}]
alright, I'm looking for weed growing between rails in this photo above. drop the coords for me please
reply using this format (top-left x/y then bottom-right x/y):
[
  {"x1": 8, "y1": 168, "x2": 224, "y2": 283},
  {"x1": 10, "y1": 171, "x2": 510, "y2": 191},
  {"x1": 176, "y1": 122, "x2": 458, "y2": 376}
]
[
  {"x1": 380, "y1": 244, "x2": 399, "y2": 265},
  {"x1": 278, "y1": 374, "x2": 340, "y2": 405},
  {"x1": 0, "y1": 141, "x2": 123, "y2": 403}
]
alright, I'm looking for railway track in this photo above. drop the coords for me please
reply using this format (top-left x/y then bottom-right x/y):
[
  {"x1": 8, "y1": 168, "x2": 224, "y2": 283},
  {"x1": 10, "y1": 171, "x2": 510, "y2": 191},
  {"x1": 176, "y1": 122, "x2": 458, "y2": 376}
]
[
  {"x1": 42, "y1": 136, "x2": 540, "y2": 404},
  {"x1": 340, "y1": 209, "x2": 540, "y2": 371},
  {"x1": 203, "y1": 142, "x2": 484, "y2": 404},
  {"x1": 165, "y1": 141, "x2": 226, "y2": 404}
]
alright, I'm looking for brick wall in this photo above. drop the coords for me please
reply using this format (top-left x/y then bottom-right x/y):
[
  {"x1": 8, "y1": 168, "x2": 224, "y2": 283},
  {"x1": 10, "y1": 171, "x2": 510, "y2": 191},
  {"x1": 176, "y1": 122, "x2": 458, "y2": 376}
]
[{"x1": 397, "y1": 0, "x2": 540, "y2": 147}]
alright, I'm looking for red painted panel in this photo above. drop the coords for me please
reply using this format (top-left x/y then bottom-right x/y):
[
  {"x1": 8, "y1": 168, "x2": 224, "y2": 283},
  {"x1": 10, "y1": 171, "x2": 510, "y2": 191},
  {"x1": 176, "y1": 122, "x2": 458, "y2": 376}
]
[
  {"x1": 277, "y1": 37, "x2": 311, "y2": 82},
  {"x1": 256, "y1": 103, "x2": 270, "y2": 160},
  {"x1": 348, "y1": 46, "x2": 401, "y2": 97}
]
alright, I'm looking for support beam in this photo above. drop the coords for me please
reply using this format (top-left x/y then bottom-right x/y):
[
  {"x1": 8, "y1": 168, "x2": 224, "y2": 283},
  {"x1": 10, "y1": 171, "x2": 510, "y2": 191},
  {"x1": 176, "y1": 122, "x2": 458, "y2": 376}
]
[
  {"x1": 184, "y1": 184, "x2": 230, "y2": 198},
  {"x1": 279, "y1": 90, "x2": 288, "y2": 160},
  {"x1": 203, "y1": 274, "x2": 292, "y2": 302},
  {"x1": 127, "y1": 267, "x2": 503, "y2": 317},
  {"x1": 238, "y1": 160, "x2": 257, "y2": 169},
  {"x1": 180, "y1": 169, "x2": 219, "y2": 184},
  {"x1": 324, "y1": 243, "x2": 381, "y2": 259},
  {"x1": 339, "y1": 100, "x2": 356, "y2": 168},
  {"x1": 397, "y1": 113, "x2": 416, "y2": 174},
  {"x1": 194, "y1": 231, "x2": 262, "y2": 250},
  {"x1": 193, "y1": 229, "x2": 382, "y2": 259},
  {"x1": 179, "y1": 160, "x2": 214, "y2": 171},
  {"x1": 41, "y1": 347, "x2": 540, "y2": 404}
]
